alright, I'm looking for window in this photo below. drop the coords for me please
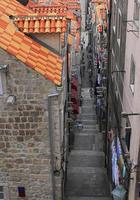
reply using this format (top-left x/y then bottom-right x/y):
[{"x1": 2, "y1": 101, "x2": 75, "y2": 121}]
[
  {"x1": 0, "y1": 186, "x2": 4, "y2": 200},
  {"x1": 130, "y1": 56, "x2": 136, "y2": 93},
  {"x1": 112, "y1": 0, "x2": 117, "y2": 31},
  {"x1": 117, "y1": 10, "x2": 122, "y2": 45},
  {"x1": 133, "y1": 0, "x2": 139, "y2": 27},
  {"x1": 125, "y1": 127, "x2": 131, "y2": 151},
  {"x1": 111, "y1": 49, "x2": 115, "y2": 72}
]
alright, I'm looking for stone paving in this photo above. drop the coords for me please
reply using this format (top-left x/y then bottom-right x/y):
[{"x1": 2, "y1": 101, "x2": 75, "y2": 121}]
[{"x1": 65, "y1": 89, "x2": 111, "y2": 199}]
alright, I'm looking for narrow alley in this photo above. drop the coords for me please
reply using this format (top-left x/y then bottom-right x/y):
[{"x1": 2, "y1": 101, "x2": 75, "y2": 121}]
[
  {"x1": 65, "y1": 32, "x2": 111, "y2": 200},
  {"x1": 0, "y1": 1, "x2": 139, "y2": 200}
]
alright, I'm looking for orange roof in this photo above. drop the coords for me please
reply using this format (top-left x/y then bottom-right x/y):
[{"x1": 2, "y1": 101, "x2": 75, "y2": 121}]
[
  {"x1": 14, "y1": 16, "x2": 67, "y2": 33},
  {"x1": 0, "y1": 0, "x2": 33, "y2": 16},
  {"x1": 91, "y1": 0, "x2": 106, "y2": 4},
  {"x1": 28, "y1": 5, "x2": 68, "y2": 16},
  {"x1": 0, "y1": 0, "x2": 63, "y2": 85},
  {"x1": 28, "y1": 3, "x2": 76, "y2": 19},
  {"x1": 28, "y1": 0, "x2": 80, "y2": 10}
]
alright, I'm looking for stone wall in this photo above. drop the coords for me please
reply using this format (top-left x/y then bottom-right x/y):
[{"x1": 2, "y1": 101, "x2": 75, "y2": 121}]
[
  {"x1": 34, "y1": 33, "x2": 61, "y2": 53},
  {"x1": 0, "y1": 48, "x2": 56, "y2": 200}
]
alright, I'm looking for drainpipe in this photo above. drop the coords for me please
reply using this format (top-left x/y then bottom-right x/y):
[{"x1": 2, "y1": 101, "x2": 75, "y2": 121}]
[
  {"x1": 105, "y1": 0, "x2": 112, "y2": 168},
  {"x1": 48, "y1": 92, "x2": 59, "y2": 200}
]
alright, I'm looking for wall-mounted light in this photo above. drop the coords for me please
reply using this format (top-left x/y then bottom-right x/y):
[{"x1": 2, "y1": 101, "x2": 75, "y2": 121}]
[
  {"x1": 6, "y1": 95, "x2": 16, "y2": 105},
  {"x1": 0, "y1": 64, "x2": 9, "y2": 72}
]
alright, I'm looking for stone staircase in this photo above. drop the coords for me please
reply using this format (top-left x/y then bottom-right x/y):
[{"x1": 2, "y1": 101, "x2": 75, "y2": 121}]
[{"x1": 65, "y1": 88, "x2": 111, "y2": 200}]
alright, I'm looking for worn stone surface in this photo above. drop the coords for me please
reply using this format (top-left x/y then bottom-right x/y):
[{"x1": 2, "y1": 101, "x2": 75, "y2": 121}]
[{"x1": 65, "y1": 87, "x2": 111, "y2": 200}]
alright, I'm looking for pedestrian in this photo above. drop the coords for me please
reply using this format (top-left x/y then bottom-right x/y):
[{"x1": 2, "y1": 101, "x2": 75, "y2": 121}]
[
  {"x1": 77, "y1": 121, "x2": 83, "y2": 130},
  {"x1": 89, "y1": 88, "x2": 93, "y2": 98},
  {"x1": 80, "y1": 96, "x2": 83, "y2": 106}
]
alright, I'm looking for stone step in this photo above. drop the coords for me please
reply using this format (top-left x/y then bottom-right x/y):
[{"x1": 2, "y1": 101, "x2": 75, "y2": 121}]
[
  {"x1": 70, "y1": 150, "x2": 105, "y2": 156},
  {"x1": 75, "y1": 127, "x2": 99, "y2": 133},
  {"x1": 74, "y1": 125, "x2": 98, "y2": 132},
  {"x1": 75, "y1": 125, "x2": 98, "y2": 130},
  {"x1": 80, "y1": 115, "x2": 97, "y2": 120},
  {"x1": 67, "y1": 167, "x2": 107, "y2": 176},
  {"x1": 66, "y1": 197, "x2": 112, "y2": 200},
  {"x1": 73, "y1": 134, "x2": 95, "y2": 150},
  {"x1": 65, "y1": 167, "x2": 110, "y2": 197},
  {"x1": 69, "y1": 151, "x2": 105, "y2": 167},
  {"x1": 75, "y1": 130, "x2": 98, "y2": 135},
  {"x1": 82, "y1": 99, "x2": 94, "y2": 104},
  {"x1": 82, "y1": 102, "x2": 95, "y2": 107},
  {"x1": 73, "y1": 132, "x2": 104, "y2": 151},
  {"x1": 74, "y1": 134, "x2": 104, "y2": 148},
  {"x1": 82, "y1": 106, "x2": 95, "y2": 111},
  {"x1": 80, "y1": 120, "x2": 97, "y2": 126},
  {"x1": 74, "y1": 132, "x2": 98, "y2": 136},
  {"x1": 82, "y1": 110, "x2": 96, "y2": 114}
]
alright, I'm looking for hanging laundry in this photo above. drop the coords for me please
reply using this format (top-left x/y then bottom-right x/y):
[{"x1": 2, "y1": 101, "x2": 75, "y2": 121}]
[{"x1": 111, "y1": 139, "x2": 120, "y2": 186}]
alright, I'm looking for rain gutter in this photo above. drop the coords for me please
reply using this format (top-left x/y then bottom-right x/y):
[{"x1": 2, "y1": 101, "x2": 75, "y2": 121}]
[{"x1": 48, "y1": 92, "x2": 59, "y2": 200}]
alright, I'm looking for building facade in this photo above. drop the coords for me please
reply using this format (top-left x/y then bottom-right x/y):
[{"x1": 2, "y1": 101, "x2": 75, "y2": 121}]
[
  {"x1": 80, "y1": 0, "x2": 88, "y2": 31},
  {"x1": 122, "y1": 0, "x2": 140, "y2": 199},
  {"x1": 105, "y1": 0, "x2": 129, "y2": 196},
  {"x1": 0, "y1": 1, "x2": 66, "y2": 200},
  {"x1": 108, "y1": 0, "x2": 140, "y2": 199}
]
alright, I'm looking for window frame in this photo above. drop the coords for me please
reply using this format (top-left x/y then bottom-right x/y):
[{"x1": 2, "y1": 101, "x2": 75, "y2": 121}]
[
  {"x1": 0, "y1": 72, "x2": 3, "y2": 96},
  {"x1": 0, "y1": 185, "x2": 9, "y2": 200},
  {"x1": 124, "y1": 127, "x2": 131, "y2": 152},
  {"x1": 130, "y1": 55, "x2": 136, "y2": 94},
  {"x1": 133, "y1": 0, "x2": 139, "y2": 28},
  {"x1": 0, "y1": 186, "x2": 4, "y2": 200},
  {"x1": 117, "y1": 9, "x2": 122, "y2": 46},
  {"x1": 112, "y1": 0, "x2": 117, "y2": 32}
]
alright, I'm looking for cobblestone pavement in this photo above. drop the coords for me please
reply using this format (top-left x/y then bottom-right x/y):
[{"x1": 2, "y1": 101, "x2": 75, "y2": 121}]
[{"x1": 65, "y1": 38, "x2": 111, "y2": 199}]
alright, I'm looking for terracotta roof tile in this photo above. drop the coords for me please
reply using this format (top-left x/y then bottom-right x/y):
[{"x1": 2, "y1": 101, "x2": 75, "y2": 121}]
[
  {"x1": 0, "y1": 0, "x2": 33, "y2": 16},
  {"x1": 0, "y1": 0, "x2": 63, "y2": 85},
  {"x1": 14, "y1": 16, "x2": 67, "y2": 33}
]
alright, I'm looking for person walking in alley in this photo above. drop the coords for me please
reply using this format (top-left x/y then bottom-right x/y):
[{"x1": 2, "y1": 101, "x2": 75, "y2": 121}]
[{"x1": 80, "y1": 96, "x2": 83, "y2": 106}]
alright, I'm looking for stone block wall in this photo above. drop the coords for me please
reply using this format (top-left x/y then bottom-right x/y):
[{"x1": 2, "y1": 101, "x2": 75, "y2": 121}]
[{"x1": 0, "y1": 48, "x2": 56, "y2": 200}]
